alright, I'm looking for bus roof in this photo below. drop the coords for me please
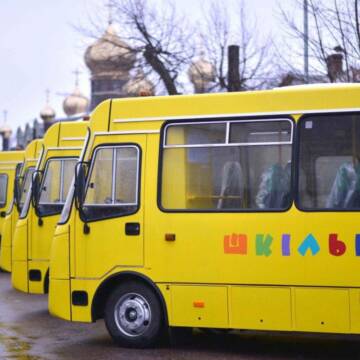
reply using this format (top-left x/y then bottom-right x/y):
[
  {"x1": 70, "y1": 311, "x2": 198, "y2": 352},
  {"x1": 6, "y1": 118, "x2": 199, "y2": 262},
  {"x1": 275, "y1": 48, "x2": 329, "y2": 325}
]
[
  {"x1": 0, "y1": 151, "x2": 24, "y2": 171},
  {"x1": 24, "y1": 139, "x2": 43, "y2": 161},
  {"x1": 88, "y1": 83, "x2": 360, "y2": 134},
  {"x1": 43, "y1": 121, "x2": 88, "y2": 149}
]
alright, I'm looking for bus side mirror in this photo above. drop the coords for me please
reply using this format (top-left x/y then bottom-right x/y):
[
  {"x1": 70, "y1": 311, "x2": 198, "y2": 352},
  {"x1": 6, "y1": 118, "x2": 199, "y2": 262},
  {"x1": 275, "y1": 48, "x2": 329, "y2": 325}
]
[
  {"x1": 74, "y1": 162, "x2": 88, "y2": 210},
  {"x1": 31, "y1": 171, "x2": 42, "y2": 210}
]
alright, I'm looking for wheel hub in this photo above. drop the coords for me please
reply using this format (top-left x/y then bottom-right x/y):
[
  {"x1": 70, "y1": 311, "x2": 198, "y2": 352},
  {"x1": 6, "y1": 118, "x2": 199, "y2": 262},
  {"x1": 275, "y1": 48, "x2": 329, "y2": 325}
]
[{"x1": 114, "y1": 293, "x2": 152, "y2": 337}]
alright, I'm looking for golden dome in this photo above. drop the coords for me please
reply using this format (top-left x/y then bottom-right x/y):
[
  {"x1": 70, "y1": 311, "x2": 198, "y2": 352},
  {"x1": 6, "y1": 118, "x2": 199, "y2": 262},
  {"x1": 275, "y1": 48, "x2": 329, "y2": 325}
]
[
  {"x1": 40, "y1": 104, "x2": 56, "y2": 123},
  {"x1": 84, "y1": 24, "x2": 136, "y2": 78},
  {"x1": 123, "y1": 70, "x2": 155, "y2": 97},
  {"x1": 188, "y1": 54, "x2": 215, "y2": 93},
  {"x1": 63, "y1": 87, "x2": 89, "y2": 117},
  {"x1": 0, "y1": 123, "x2": 12, "y2": 138}
]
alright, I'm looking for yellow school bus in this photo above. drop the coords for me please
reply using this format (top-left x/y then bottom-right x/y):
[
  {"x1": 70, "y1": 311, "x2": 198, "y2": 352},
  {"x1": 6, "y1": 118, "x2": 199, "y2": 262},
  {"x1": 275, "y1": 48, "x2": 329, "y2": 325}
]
[
  {"x1": 0, "y1": 151, "x2": 24, "y2": 241},
  {"x1": 50, "y1": 84, "x2": 360, "y2": 348},
  {"x1": 12, "y1": 121, "x2": 87, "y2": 294},
  {"x1": 0, "y1": 139, "x2": 43, "y2": 272}
]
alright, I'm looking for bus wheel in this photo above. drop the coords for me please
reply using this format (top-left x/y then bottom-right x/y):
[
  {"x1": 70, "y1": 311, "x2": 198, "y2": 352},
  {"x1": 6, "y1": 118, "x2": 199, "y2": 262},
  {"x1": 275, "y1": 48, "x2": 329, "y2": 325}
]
[{"x1": 105, "y1": 281, "x2": 164, "y2": 348}]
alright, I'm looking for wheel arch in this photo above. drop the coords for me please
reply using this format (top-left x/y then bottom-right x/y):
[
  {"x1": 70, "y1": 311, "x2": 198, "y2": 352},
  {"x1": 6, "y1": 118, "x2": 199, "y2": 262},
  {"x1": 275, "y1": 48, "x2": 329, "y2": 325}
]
[{"x1": 91, "y1": 271, "x2": 169, "y2": 326}]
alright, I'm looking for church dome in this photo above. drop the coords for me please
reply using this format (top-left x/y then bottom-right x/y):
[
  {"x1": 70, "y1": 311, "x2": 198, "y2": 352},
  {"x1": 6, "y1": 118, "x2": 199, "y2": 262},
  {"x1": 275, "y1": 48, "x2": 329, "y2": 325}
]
[
  {"x1": 188, "y1": 53, "x2": 215, "y2": 93},
  {"x1": 63, "y1": 87, "x2": 89, "y2": 116},
  {"x1": 40, "y1": 104, "x2": 56, "y2": 123},
  {"x1": 0, "y1": 123, "x2": 12, "y2": 138},
  {"x1": 84, "y1": 24, "x2": 136, "y2": 78},
  {"x1": 123, "y1": 70, "x2": 155, "y2": 97}
]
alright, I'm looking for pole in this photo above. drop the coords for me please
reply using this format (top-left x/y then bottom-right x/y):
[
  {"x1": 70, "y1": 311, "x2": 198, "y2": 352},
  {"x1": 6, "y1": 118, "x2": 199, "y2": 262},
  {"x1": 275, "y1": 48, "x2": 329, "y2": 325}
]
[
  {"x1": 304, "y1": 0, "x2": 309, "y2": 83},
  {"x1": 228, "y1": 45, "x2": 241, "y2": 92}
]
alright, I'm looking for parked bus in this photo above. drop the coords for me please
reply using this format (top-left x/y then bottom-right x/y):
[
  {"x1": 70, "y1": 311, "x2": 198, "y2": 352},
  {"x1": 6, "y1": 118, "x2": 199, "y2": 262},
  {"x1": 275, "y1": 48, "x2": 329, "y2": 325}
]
[
  {"x1": 49, "y1": 84, "x2": 360, "y2": 348},
  {"x1": 12, "y1": 121, "x2": 87, "y2": 294},
  {"x1": 0, "y1": 151, "x2": 24, "y2": 241},
  {"x1": 0, "y1": 139, "x2": 43, "y2": 272}
]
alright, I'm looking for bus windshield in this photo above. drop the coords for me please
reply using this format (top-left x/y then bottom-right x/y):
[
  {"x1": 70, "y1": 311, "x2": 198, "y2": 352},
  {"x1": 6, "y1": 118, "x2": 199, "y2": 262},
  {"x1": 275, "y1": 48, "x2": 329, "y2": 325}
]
[
  {"x1": 37, "y1": 158, "x2": 77, "y2": 217},
  {"x1": 0, "y1": 174, "x2": 8, "y2": 207},
  {"x1": 18, "y1": 167, "x2": 35, "y2": 212}
]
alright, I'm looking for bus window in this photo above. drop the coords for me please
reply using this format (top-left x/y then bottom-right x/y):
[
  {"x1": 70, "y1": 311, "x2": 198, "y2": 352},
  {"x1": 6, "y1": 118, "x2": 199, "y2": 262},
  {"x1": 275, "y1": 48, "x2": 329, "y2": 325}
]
[
  {"x1": 0, "y1": 174, "x2": 8, "y2": 207},
  {"x1": 298, "y1": 113, "x2": 360, "y2": 210},
  {"x1": 38, "y1": 158, "x2": 77, "y2": 216},
  {"x1": 83, "y1": 146, "x2": 139, "y2": 220},
  {"x1": 161, "y1": 119, "x2": 293, "y2": 211}
]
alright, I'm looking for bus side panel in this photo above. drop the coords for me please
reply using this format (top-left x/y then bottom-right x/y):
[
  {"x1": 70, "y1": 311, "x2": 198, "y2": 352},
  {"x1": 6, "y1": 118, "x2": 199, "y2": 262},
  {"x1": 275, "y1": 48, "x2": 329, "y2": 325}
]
[
  {"x1": 0, "y1": 212, "x2": 14, "y2": 271},
  {"x1": 230, "y1": 286, "x2": 292, "y2": 330},
  {"x1": 49, "y1": 279, "x2": 71, "y2": 321},
  {"x1": 170, "y1": 285, "x2": 228, "y2": 328},
  {"x1": 294, "y1": 287, "x2": 350, "y2": 333},
  {"x1": 350, "y1": 289, "x2": 360, "y2": 333}
]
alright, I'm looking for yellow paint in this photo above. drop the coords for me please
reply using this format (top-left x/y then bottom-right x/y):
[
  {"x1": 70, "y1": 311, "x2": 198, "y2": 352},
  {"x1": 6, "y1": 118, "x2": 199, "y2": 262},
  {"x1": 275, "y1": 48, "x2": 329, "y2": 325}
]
[
  {"x1": 49, "y1": 86, "x2": 360, "y2": 335},
  {"x1": 171, "y1": 285, "x2": 228, "y2": 327},
  {"x1": 49, "y1": 278, "x2": 71, "y2": 320},
  {"x1": 50, "y1": 226, "x2": 69, "y2": 279},
  {"x1": 294, "y1": 288, "x2": 350, "y2": 332},
  {"x1": 12, "y1": 260, "x2": 28, "y2": 293},
  {"x1": 0, "y1": 151, "x2": 24, "y2": 239},
  {"x1": 12, "y1": 121, "x2": 87, "y2": 294},
  {"x1": 230, "y1": 286, "x2": 292, "y2": 330},
  {"x1": 28, "y1": 260, "x2": 50, "y2": 294},
  {"x1": 0, "y1": 139, "x2": 42, "y2": 272}
]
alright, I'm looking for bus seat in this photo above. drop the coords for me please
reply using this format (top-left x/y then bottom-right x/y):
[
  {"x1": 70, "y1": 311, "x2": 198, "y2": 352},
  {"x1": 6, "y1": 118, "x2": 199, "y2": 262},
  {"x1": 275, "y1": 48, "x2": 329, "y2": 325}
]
[
  {"x1": 255, "y1": 163, "x2": 291, "y2": 209},
  {"x1": 326, "y1": 163, "x2": 359, "y2": 209},
  {"x1": 217, "y1": 161, "x2": 243, "y2": 209},
  {"x1": 344, "y1": 164, "x2": 360, "y2": 208}
]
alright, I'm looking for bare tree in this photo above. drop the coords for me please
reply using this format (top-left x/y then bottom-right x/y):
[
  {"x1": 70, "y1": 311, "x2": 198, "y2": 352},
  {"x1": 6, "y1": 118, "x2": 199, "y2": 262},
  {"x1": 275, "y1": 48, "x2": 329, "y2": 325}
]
[
  {"x1": 279, "y1": 0, "x2": 360, "y2": 83},
  {"x1": 81, "y1": 0, "x2": 272, "y2": 95},
  {"x1": 107, "y1": 0, "x2": 195, "y2": 95},
  {"x1": 200, "y1": 0, "x2": 272, "y2": 91}
]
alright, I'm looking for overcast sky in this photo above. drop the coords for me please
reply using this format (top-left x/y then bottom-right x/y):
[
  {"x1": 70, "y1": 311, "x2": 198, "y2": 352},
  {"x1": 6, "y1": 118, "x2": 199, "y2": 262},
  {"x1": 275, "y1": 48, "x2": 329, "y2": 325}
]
[{"x1": 0, "y1": 0, "x2": 288, "y2": 133}]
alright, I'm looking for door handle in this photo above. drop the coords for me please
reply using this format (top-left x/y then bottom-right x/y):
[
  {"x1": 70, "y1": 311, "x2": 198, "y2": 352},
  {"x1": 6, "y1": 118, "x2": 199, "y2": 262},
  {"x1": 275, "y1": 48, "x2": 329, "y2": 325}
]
[{"x1": 125, "y1": 222, "x2": 140, "y2": 236}]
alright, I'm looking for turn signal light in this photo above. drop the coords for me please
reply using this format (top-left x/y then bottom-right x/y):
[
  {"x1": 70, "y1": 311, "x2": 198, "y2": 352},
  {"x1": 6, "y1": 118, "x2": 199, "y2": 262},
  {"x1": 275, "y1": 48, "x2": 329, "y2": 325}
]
[{"x1": 193, "y1": 301, "x2": 205, "y2": 308}]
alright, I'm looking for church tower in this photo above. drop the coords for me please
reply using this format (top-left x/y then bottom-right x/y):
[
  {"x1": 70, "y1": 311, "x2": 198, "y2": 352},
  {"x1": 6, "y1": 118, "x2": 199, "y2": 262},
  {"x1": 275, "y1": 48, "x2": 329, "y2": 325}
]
[
  {"x1": 84, "y1": 22, "x2": 136, "y2": 110},
  {"x1": 63, "y1": 71, "x2": 89, "y2": 117}
]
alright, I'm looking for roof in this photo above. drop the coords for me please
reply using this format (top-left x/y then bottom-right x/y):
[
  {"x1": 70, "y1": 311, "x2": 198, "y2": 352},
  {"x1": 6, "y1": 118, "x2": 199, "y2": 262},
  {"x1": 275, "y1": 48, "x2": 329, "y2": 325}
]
[
  {"x1": 89, "y1": 83, "x2": 360, "y2": 133},
  {"x1": 43, "y1": 121, "x2": 88, "y2": 149}
]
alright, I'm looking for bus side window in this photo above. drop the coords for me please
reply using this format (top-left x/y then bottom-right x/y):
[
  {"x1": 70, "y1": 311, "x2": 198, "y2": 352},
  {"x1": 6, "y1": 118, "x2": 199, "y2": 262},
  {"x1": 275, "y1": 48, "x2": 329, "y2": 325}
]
[
  {"x1": 255, "y1": 162, "x2": 291, "y2": 209},
  {"x1": 161, "y1": 119, "x2": 293, "y2": 211},
  {"x1": 217, "y1": 161, "x2": 244, "y2": 209},
  {"x1": 298, "y1": 114, "x2": 360, "y2": 210},
  {"x1": 326, "y1": 162, "x2": 360, "y2": 209}
]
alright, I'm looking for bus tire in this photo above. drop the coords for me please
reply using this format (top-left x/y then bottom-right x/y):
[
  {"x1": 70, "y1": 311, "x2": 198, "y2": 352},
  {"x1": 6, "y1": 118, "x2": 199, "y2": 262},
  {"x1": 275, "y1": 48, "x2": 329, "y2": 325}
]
[{"x1": 104, "y1": 281, "x2": 164, "y2": 348}]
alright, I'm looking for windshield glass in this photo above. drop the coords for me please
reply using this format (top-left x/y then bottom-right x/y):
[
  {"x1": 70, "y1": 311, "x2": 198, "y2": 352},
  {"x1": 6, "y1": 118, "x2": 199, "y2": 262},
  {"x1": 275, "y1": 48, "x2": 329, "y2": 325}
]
[
  {"x1": 19, "y1": 146, "x2": 44, "y2": 220},
  {"x1": 59, "y1": 179, "x2": 75, "y2": 224},
  {"x1": 39, "y1": 158, "x2": 77, "y2": 205},
  {"x1": 58, "y1": 128, "x2": 90, "y2": 225},
  {"x1": 0, "y1": 174, "x2": 8, "y2": 207},
  {"x1": 20, "y1": 185, "x2": 32, "y2": 219},
  {"x1": 37, "y1": 157, "x2": 77, "y2": 217},
  {"x1": 18, "y1": 167, "x2": 35, "y2": 212}
]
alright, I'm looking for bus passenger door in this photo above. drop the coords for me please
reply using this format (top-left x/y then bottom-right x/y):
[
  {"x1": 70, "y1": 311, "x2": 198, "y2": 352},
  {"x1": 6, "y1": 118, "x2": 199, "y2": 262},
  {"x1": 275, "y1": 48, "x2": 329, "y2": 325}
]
[{"x1": 74, "y1": 135, "x2": 146, "y2": 279}]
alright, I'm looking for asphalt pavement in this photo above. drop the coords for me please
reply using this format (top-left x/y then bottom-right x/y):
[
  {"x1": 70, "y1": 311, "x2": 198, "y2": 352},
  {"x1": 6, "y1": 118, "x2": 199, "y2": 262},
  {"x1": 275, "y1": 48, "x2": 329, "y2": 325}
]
[{"x1": 0, "y1": 271, "x2": 360, "y2": 359}]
